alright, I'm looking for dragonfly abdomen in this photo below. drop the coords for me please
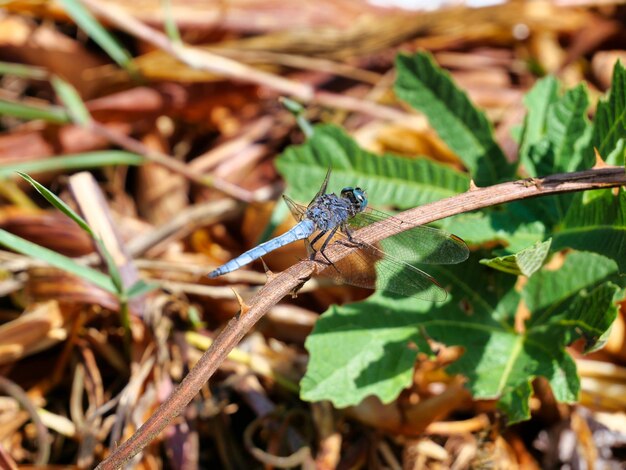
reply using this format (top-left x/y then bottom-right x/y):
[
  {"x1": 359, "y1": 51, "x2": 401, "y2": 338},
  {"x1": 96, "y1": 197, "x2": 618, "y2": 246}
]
[{"x1": 208, "y1": 219, "x2": 315, "y2": 278}]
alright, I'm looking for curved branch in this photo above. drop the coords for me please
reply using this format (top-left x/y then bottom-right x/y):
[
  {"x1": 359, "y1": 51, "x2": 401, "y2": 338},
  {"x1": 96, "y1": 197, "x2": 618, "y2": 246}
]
[{"x1": 97, "y1": 165, "x2": 626, "y2": 469}]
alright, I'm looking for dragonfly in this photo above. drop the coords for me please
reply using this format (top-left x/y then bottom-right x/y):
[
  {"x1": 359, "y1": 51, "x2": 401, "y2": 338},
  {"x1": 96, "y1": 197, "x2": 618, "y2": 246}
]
[{"x1": 208, "y1": 169, "x2": 469, "y2": 301}]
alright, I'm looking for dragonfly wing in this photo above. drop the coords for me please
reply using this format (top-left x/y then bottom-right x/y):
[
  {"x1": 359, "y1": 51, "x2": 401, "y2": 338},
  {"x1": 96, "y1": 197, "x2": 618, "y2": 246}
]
[
  {"x1": 348, "y1": 209, "x2": 469, "y2": 265},
  {"x1": 309, "y1": 166, "x2": 332, "y2": 206},
  {"x1": 316, "y1": 237, "x2": 448, "y2": 301},
  {"x1": 282, "y1": 195, "x2": 307, "y2": 222}
]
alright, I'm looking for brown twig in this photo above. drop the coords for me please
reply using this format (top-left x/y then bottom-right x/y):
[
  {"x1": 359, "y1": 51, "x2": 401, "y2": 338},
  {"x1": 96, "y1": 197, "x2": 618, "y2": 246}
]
[{"x1": 96, "y1": 166, "x2": 626, "y2": 469}]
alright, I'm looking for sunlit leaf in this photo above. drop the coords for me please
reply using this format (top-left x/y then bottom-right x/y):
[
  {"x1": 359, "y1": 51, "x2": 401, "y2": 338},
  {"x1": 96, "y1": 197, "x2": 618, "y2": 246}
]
[
  {"x1": 0, "y1": 61, "x2": 48, "y2": 80},
  {"x1": 302, "y1": 252, "x2": 619, "y2": 423},
  {"x1": 480, "y1": 239, "x2": 551, "y2": 277},
  {"x1": 591, "y1": 60, "x2": 626, "y2": 165},
  {"x1": 554, "y1": 189, "x2": 626, "y2": 272},
  {"x1": 394, "y1": 52, "x2": 514, "y2": 186},
  {"x1": 277, "y1": 124, "x2": 469, "y2": 209}
]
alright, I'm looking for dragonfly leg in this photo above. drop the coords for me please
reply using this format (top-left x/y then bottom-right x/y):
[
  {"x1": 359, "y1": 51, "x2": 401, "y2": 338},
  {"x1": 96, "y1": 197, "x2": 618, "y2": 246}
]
[
  {"x1": 317, "y1": 227, "x2": 340, "y2": 268},
  {"x1": 344, "y1": 226, "x2": 355, "y2": 242},
  {"x1": 307, "y1": 229, "x2": 340, "y2": 273},
  {"x1": 308, "y1": 230, "x2": 328, "y2": 255},
  {"x1": 341, "y1": 226, "x2": 362, "y2": 248}
]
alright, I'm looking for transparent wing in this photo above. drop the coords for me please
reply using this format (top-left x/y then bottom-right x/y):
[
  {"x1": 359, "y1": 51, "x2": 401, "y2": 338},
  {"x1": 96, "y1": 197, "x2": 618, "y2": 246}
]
[
  {"x1": 312, "y1": 209, "x2": 469, "y2": 301},
  {"x1": 309, "y1": 166, "x2": 332, "y2": 206},
  {"x1": 282, "y1": 195, "x2": 307, "y2": 222},
  {"x1": 315, "y1": 233, "x2": 449, "y2": 301},
  {"x1": 348, "y1": 208, "x2": 469, "y2": 265}
]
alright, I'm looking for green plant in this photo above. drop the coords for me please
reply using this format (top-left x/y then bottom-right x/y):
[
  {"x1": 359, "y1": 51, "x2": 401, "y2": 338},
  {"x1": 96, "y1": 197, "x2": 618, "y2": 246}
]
[{"x1": 277, "y1": 52, "x2": 625, "y2": 423}]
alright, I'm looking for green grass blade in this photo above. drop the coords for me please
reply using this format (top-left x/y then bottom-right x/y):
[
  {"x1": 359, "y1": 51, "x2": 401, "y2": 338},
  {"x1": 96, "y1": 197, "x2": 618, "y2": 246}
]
[
  {"x1": 16, "y1": 173, "x2": 129, "y2": 295},
  {"x1": 280, "y1": 97, "x2": 314, "y2": 137},
  {"x1": 0, "y1": 151, "x2": 145, "y2": 179},
  {"x1": 0, "y1": 61, "x2": 49, "y2": 80},
  {"x1": 51, "y1": 76, "x2": 91, "y2": 125},
  {"x1": 125, "y1": 279, "x2": 158, "y2": 299},
  {"x1": 16, "y1": 172, "x2": 93, "y2": 236},
  {"x1": 59, "y1": 0, "x2": 136, "y2": 73},
  {"x1": 0, "y1": 99, "x2": 70, "y2": 124},
  {"x1": 0, "y1": 229, "x2": 117, "y2": 294},
  {"x1": 161, "y1": 0, "x2": 182, "y2": 44}
]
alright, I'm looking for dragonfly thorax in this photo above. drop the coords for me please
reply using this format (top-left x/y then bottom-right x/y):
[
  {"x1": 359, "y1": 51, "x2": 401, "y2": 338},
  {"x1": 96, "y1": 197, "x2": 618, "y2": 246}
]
[{"x1": 305, "y1": 191, "x2": 364, "y2": 231}]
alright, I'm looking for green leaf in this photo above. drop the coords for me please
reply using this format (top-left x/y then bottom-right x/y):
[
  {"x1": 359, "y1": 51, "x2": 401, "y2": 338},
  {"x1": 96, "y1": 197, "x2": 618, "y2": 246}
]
[
  {"x1": 51, "y1": 76, "x2": 91, "y2": 125},
  {"x1": 59, "y1": 0, "x2": 136, "y2": 74},
  {"x1": 301, "y1": 254, "x2": 517, "y2": 407},
  {"x1": 606, "y1": 138, "x2": 625, "y2": 166},
  {"x1": 16, "y1": 172, "x2": 93, "y2": 236},
  {"x1": 523, "y1": 251, "x2": 620, "y2": 365},
  {"x1": 519, "y1": 76, "x2": 559, "y2": 175},
  {"x1": 553, "y1": 188, "x2": 626, "y2": 272},
  {"x1": 497, "y1": 381, "x2": 532, "y2": 425},
  {"x1": 301, "y1": 252, "x2": 619, "y2": 422},
  {"x1": 523, "y1": 251, "x2": 619, "y2": 325},
  {"x1": 591, "y1": 60, "x2": 626, "y2": 165},
  {"x1": 480, "y1": 239, "x2": 552, "y2": 277},
  {"x1": 394, "y1": 52, "x2": 514, "y2": 186},
  {"x1": 96, "y1": 238, "x2": 124, "y2": 294},
  {"x1": 545, "y1": 84, "x2": 591, "y2": 172},
  {"x1": 0, "y1": 151, "x2": 145, "y2": 179},
  {"x1": 300, "y1": 302, "x2": 426, "y2": 406},
  {"x1": 0, "y1": 229, "x2": 117, "y2": 294},
  {"x1": 276, "y1": 124, "x2": 469, "y2": 209},
  {"x1": 161, "y1": 0, "x2": 182, "y2": 44},
  {"x1": 0, "y1": 99, "x2": 70, "y2": 124},
  {"x1": 518, "y1": 82, "x2": 592, "y2": 226},
  {"x1": 441, "y1": 205, "x2": 546, "y2": 253}
]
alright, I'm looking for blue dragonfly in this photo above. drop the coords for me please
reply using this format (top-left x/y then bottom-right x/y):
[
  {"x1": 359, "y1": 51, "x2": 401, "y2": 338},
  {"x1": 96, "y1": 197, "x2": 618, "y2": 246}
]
[{"x1": 208, "y1": 169, "x2": 469, "y2": 301}]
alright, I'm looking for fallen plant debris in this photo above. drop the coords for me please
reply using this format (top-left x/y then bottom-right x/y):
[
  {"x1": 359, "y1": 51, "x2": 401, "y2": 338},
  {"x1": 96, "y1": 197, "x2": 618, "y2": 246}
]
[{"x1": 0, "y1": 1, "x2": 625, "y2": 469}]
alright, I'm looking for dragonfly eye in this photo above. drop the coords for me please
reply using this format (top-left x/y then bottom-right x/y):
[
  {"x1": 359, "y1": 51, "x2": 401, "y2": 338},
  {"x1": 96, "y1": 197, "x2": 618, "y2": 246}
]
[
  {"x1": 341, "y1": 187, "x2": 367, "y2": 210},
  {"x1": 352, "y1": 188, "x2": 368, "y2": 211}
]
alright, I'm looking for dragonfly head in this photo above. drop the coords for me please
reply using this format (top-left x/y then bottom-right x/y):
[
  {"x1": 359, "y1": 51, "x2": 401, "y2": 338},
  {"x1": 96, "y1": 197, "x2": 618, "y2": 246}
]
[{"x1": 340, "y1": 187, "x2": 368, "y2": 212}]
